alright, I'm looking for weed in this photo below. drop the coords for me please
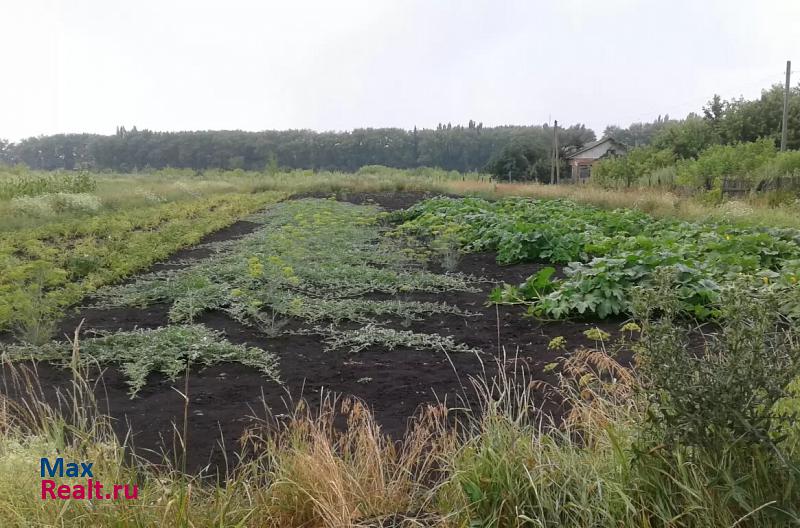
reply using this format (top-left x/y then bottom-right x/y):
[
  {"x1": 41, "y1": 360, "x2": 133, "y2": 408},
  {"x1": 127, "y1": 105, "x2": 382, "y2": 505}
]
[
  {"x1": 2, "y1": 325, "x2": 280, "y2": 396},
  {"x1": 321, "y1": 323, "x2": 482, "y2": 355}
]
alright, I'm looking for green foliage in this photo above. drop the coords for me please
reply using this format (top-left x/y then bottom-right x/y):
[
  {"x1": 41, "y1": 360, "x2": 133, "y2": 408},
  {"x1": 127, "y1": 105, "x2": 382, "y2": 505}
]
[
  {"x1": 96, "y1": 198, "x2": 476, "y2": 338},
  {"x1": 485, "y1": 140, "x2": 549, "y2": 181},
  {"x1": 773, "y1": 377, "x2": 800, "y2": 459},
  {"x1": 9, "y1": 262, "x2": 62, "y2": 345},
  {"x1": 3, "y1": 325, "x2": 280, "y2": 397},
  {"x1": 603, "y1": 115, "x2": 673, "y2": 147},
  {"x1": 444, "y1": 291, "x2": 800, "y2": 526},
  {"x1": 676, "y1": 138, "x2": 777, "y2": 189},
  {"x1": 9, "y1": 192, "x2": 102, "y2": 217},
  {"x1": 637, "y1": 165, "x2": 677, "y2": 187},
  {"x1": 320, "y1": 324, "x2": 481, "y2": 354},
  {"x1": 397, "y1": 196, "x2": 800, "y2": 319},
  {"x1": 596, "y1": 137, "x2": 797, "y2": 193},
  {"x1": 484, "y1": 125, "x2": 595, "y2": 181},
  {"x1": 6, "y1": 124, "x2": 592, "y2": 174},
  {"x1": 489, "y1": 267, "x2": 556, "y2": 305},
  {"x1": 592, "y1": 146, "x2": 674, "y2": 188},
  {"x1": 600, "y1": 84, "x2": 800, "y2": 192},
  {"x1": 753, "y1": 149, "x2": 800, "y2": 185},
  {"x1": 0, "y1": 171, "x2": 96, "y2": 200},
  {"x1": 607, "y1": 84, "x2": 800, "y2": 155},
  {"x1": 634, "y1": 277, "x2": 800, "y2": 452},
  {"x1": 651, "y1": 115, "x2": 720, "y2": 159},
  {"x1": 720, "y1": 84, "x2": 800, "y2": 149},
  {"x1": 0, "y1": 191, "x2": 284, "y2": 331}
]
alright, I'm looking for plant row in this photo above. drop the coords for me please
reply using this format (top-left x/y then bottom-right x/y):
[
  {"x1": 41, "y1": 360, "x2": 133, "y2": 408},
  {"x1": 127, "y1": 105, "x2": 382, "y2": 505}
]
[
  {"x1": 96, "y1": 198, "x2": 476, "y2": 341},
  {"x1": 393, "y1": 196, "x2": 800, "y2": 318},
  {"x1": 0, "y1": 171, "x2": 97, "y2": 200},
  {"x1": 0, "y1": 191, "x2": 285, "y2": 336}
]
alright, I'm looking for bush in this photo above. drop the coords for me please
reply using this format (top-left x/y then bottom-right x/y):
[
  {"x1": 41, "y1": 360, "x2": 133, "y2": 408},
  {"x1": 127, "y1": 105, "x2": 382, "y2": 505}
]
[
  {"x1": 754, "y1": 150, "x2": 800, "y2": 195},
  {"x1": 633, "y1": 274, "x2": 800, "y2": 452},
  {"x1": 676, "y1": 138, "x2": 776, "y2": 189},
  {"x1": 49, "y1": 192, "x2": 102, "y2": 213},
  {"x1": 592, "y1": 146, "x2": 674, "y2": 188}
]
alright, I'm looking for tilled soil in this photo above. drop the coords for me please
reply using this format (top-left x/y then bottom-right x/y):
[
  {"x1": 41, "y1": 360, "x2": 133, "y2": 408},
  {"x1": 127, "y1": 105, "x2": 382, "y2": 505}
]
[{"x1": 2, "y1": 192, "x2": 628, "y2": 474}]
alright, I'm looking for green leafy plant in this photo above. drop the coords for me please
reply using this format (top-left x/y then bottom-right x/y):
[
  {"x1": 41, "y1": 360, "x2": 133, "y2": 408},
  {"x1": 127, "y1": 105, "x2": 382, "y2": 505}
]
[
  {"x1": 633, "y1": 274, "x2": 800, "y2": 453},
  {"x1": 97, "y1": 199, "x2": 476, "y2": 334},
  {"x1": 10, "y1": 262, "x2": 63, "y2": 345},
  {"x1": 3, "y1": 325, "x2": 280, "y2": 396},
  {"x1": 0, "y1": 191, "x2": 285, "y2": 331},
  {"x1": 397, "y1": 196, "x2": 800, "y2": 320},
  {"x1": 320, "y1": 324, "x2": 481, "y2": 355}
]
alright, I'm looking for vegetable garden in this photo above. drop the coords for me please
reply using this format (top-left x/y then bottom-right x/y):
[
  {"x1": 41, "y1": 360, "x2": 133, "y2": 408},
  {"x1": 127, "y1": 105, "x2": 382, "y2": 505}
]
[
  {"x1": 395, "y1": 196, "x2": 800, "y2": 319},
  {"x1": 1, "y1": 175, "x2": 799, "y2": 527}
]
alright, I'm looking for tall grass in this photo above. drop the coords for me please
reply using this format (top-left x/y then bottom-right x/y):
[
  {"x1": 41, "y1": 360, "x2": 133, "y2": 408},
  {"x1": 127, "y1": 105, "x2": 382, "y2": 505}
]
[
  {"x1": 3, "y1": 165, "x2": 799, "y2": 231},
  {"x1": 444, "y1": 180, "x2": 800, "y2": 229},
  {"x1": 1, "y1": 292, "x2": 798, "y2": 526}
]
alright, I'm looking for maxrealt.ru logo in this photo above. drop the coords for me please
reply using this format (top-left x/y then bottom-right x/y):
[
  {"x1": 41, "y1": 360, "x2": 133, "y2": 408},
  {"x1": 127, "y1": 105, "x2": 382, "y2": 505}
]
[{"x1": 40, "y1": 457, "x2": 138, "y2": 500}]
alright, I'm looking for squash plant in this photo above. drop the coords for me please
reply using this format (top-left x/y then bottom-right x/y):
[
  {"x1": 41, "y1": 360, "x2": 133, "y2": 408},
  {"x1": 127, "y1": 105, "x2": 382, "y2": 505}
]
[{"x1": 397, "y1": 196, "x2": 800, "y2": 319}]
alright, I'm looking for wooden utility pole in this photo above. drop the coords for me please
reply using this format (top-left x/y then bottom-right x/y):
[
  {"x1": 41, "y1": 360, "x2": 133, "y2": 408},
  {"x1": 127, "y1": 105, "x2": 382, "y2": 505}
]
[
  {"x1": 550, "y1": 120, "x2": 559, "y2": 184},
  {"x1": 781, "y1": 60, "x2": 791, "y2": 151},
  {"x1": 550, "y1": 122, "x2": 555, "y2": 184},
  {"x1": 554, "y1": 120, "x2": 560, "y2": 184}
]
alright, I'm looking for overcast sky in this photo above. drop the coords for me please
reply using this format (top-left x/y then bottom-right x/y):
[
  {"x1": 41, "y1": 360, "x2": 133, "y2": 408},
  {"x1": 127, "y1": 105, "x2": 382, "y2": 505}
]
[{"x1": 2, "y1": 0, "x2": 798, "y2": 141}]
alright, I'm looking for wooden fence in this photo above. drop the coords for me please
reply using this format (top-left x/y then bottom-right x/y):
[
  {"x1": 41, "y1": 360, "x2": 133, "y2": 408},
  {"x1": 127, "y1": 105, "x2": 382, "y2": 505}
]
[{"x1": 722, "y1": 175, "x2": 800, "y2": 197}]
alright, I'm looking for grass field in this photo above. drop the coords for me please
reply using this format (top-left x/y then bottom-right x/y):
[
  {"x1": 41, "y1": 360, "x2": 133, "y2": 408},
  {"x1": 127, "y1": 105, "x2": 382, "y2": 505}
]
[{"x1": 0, "y1": 166, "x2": 799, "y2": 527}]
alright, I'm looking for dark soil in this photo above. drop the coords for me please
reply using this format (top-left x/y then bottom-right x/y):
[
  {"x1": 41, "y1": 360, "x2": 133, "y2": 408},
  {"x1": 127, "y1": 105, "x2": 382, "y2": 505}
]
[
  {"x1": 2, "y1": 192, "x2": 630, "y2": 474},
  {"x1": 148, "y1": 219, "x2": 262, "y2": 273}
]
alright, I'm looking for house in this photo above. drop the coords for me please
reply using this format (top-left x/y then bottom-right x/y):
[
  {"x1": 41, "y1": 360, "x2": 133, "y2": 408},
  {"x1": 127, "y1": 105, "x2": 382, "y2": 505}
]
[{"x1": 564, "y1": 137, "x2": 627, "y2": 182}]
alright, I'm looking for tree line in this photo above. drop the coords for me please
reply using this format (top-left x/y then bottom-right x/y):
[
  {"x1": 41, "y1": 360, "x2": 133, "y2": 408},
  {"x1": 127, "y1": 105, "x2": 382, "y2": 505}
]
[
  {"x1": 0, "y1": 122, "x2": 595, "y2": 180},
  {"x1": 3, "y1": 82, "x2": 794, "y2": 182}
]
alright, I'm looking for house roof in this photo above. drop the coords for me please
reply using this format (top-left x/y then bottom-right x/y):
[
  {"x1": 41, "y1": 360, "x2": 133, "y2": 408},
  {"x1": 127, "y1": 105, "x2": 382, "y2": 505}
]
[{"x1": 564, "y1": 137, "x2": 626, "y2": 159}]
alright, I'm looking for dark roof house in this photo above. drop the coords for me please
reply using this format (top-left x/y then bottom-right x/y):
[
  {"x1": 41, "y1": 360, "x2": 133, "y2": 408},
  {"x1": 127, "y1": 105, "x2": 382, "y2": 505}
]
[{"x1": 564, "y1": 137, "x2": 628, "y2": 182}]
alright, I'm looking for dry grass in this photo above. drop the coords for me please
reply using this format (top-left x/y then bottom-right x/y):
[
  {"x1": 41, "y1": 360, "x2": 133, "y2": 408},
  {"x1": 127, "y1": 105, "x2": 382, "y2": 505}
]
[
  {"x1": 0, "y1": 342, "x2": 461, "y2": 527},
  {"x1": 4, "y1": 167, "x2": 797, "y2": 231},
  {"x1": 1, "y1": 334, "x2": 798, "y2": 526},
  {"x1": 245, "y1": 395, "x2": 457, "y2": 527},
  {"x1": 441, "y1": 180, "x2": 800, "y2": 229}
]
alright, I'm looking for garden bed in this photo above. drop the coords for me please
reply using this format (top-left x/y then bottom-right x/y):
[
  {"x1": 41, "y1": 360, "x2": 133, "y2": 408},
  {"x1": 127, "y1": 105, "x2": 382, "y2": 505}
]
[{"x1": 2, "y1": 192, "x2": 626, "y2": 473}]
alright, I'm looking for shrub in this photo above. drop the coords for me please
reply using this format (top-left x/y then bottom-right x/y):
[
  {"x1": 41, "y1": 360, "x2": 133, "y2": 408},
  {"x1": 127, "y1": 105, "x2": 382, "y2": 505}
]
[
  {"x1": 592, "y1": 146, "x2": 674, "y2": 188},
  {"x1": 9, "y1": 262, "x2": 62, "y2": 345},
  {"x1": 49, "y1": 192, "x2": 102, "y2": 213},
  {"x1": 8, "y1": 195, "x2": 53, "y2": 217},
  {"x1": 633, "y1": 274, "x2": 800, "y2": 453},
  {"x1": 676, "y1": 138, "x2": 777, "y2": 189}
]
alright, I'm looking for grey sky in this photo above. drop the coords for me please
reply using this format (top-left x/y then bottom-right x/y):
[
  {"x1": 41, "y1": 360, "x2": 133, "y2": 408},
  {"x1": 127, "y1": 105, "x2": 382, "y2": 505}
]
[{"x1": 2, "y1": 0, "x2": 798, "y2": 142}]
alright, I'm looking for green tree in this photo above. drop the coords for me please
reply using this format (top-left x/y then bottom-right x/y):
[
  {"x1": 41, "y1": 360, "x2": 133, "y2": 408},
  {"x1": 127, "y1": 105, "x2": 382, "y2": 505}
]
[{"x1": 652, "y1": 116, "x2": 719, "y2": 159}]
